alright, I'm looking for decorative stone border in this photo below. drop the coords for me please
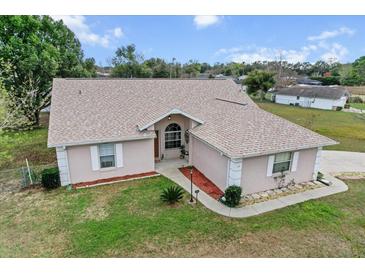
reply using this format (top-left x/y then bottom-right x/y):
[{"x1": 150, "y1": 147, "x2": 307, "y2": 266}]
[{"x1": 239, "y1": 181, "x2": 324, "y2": 207}]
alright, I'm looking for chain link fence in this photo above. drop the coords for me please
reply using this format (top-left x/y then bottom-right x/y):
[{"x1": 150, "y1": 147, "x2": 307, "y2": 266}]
[{"x1": 0, "y1": 162, "x2": 56, "y2": 193}]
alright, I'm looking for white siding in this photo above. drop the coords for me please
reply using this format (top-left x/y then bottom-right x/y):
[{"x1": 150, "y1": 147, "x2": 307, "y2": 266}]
[{"x1": 275, "y1": 94, "x2": 346, "y2": 110}]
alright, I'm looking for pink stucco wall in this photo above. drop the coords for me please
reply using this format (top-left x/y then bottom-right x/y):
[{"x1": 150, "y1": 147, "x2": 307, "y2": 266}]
[
  {"x1": 67, "y1": 139, "x2": 154, "y2": 184},
  {"x1": 191, "y1": 136, "x2": 229, "y2": 191},
  {"x1": 241, "y1": 148, "x2": 317, "y2": 194}
]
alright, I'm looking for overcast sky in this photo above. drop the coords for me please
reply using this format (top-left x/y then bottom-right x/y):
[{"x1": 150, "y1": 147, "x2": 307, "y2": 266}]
[{"x1": 51, "y1": 15, "x2": 365, "y2": 65}]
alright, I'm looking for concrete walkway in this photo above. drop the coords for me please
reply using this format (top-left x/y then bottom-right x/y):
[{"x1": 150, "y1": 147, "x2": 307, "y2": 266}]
[
  {"x1": 321, "y1": 150, "x2": 365, "y2": 174},
  {"x1": 155, "y1": 159, "x2": 348, "y2": 218}
]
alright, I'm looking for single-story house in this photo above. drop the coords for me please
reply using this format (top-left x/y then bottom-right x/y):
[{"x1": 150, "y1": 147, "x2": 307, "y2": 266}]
[
  {"x1": 296, "y1": 77, "x2": 322, "y2": 85},
  {"x1": 274, "y1": 85, "x2": 350, "y2": 110},
  {"x1": 48, "y1": 79, "x2": 336, "y2": 194}
]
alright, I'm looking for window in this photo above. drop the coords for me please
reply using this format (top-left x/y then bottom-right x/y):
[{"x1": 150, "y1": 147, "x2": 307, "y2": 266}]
[
  {"x1": 99, "y1": 143, "x2": 115, "y2": 168},
  {"x1": 165, "y1": 123, "x2": 181, "y2": 149},
  {"x1": 273, "y1": 152, "x2": 292, "y2": 173}
]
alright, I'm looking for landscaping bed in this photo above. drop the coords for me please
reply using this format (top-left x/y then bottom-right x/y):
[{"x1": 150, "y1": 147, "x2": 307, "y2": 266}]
[{"x1": 239, "y1": 181, "x2": 323, "y2": 207}]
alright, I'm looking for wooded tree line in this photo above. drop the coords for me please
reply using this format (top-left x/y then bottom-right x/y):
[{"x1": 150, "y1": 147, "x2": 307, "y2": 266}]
[
  {"x1": 0, "y1": 15, "x2": 97, "y2": 129},
  {"x1": 1, "y1": 15, "x2": 365, "y2": 130}
]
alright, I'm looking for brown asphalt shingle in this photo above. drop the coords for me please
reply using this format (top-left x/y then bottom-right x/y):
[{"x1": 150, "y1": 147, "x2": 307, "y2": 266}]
[{"x1": 48, "y1": 78, "x2": 337, "y2": 158}]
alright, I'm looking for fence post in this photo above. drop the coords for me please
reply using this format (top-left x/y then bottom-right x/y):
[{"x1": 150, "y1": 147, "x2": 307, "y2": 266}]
[{"x1": 25, "y1": 158, "x2": 33, "y2": 185}]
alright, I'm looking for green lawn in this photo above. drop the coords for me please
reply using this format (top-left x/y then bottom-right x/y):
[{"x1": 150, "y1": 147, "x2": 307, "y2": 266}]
[
  {"x1": 257, "y1": 101, "x2": 365, "y2": 152},
  {"x1": 0, "y1": 114, "x2": 56, "y2": 170},
  {"x1": 0, "y1": 107, "x2": 364, "y2": 257},
  {"x1": 350, "y1": 103, "x2": 365, "y2": 110},
  {"x1": 0, "y1": 176, "x2": 364, "y2": 257}
]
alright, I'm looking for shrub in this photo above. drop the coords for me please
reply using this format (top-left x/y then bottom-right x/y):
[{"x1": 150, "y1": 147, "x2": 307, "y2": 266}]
[
  {"x1": 160, "y1": 186, "x2": 184, "y2": 204},
  {"x1": 221, "y1": 185, "x2": 242, "y2": 207},
  {"x1": 348, "y1": 96, "x2": 363, "y2": 103},
  {"x1": 41, "y1": 167, "x2": 60, "y2": 190},
  {"x1": 311, "y1": 76, "x2": 340, "y2": 86}
]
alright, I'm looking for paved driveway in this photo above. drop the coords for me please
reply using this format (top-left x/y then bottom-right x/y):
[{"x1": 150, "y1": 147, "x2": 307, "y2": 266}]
[{"x1": 321, "y1": 150, "x2": 365, "y2": 174}]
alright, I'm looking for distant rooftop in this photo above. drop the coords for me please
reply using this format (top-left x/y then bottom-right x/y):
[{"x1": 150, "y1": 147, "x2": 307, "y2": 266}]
[{"x1": 275, "y1": 85, "x2": 350, "y2": 100}]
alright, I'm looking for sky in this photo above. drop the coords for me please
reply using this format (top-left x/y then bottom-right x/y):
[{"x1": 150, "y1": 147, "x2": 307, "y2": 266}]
[{"x1": 51, "y1": 15, "x2": 365, "y2": 66}]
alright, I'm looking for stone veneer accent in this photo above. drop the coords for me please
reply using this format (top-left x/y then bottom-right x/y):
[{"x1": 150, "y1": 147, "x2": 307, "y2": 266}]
[
  {"x1": 227, "y1": 158, "x2": 242, "y2": 187},
  {"x1": 313, "y1": 146, "x2": 322, "y2": 180},
  {"x1": 56, "y1": 147, "x2": 70, "y2": 186}
]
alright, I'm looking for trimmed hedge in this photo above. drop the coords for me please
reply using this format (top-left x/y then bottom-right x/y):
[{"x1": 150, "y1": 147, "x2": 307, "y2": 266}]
[{"x1": 41, "y1": 167, "x2": 61, "y2": 190}]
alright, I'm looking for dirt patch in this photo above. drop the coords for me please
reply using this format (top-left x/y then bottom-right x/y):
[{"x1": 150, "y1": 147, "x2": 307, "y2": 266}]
[
  {"x1": 0, "y1": 179, "x2": 21, "y2": 195},
  {"x1": 336, "y1": 172, "x2": 365, "y2": 180}
]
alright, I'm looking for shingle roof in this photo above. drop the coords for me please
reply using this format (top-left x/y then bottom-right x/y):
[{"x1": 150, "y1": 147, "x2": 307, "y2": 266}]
[
  {"x1": 48, "y1": 79, "x2": 337, "y2": 158},
  {"x1": 275, "y1": 85, "x2": 349, "y2": 100}
]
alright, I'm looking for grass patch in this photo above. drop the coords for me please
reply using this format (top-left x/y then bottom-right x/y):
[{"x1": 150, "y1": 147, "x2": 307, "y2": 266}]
[
  {"x1": 1, "y1": 176, "x2": 364, "y2": 257},
  {"x1": 257, "y1": 101, "x2": 365, "y2": 152},
  {"x1": 350, "y1": 103, "x2": 365, "y2": 110},
  {"x1": 0, "y1": 113, "x2": 56, "y2": 170}
]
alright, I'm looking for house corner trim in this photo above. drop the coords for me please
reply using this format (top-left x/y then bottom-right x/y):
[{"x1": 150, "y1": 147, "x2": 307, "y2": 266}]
[
  {"x1": 56, "y1": 146, "x2": 71, "y2": 186},
  {"x1": 227, "y1": 158, "x2": 242, "y2": 187}
]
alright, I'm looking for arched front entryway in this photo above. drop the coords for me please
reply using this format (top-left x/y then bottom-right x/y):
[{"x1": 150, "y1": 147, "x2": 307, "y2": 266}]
[{"x1": 153, "y1": 114, "x2": 189, "y2": 160}]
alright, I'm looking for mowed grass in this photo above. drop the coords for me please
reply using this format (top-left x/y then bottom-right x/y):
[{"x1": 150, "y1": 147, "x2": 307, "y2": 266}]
[
  {"x1": 0, "y1": 113, "x2": 56, "y2": 170},
  {"x1": 1, "y1": 176, "x2": 364, "y2": 258},
  {"x1": 350, "y1": 103, "x2": 365, "y2": 110},
  {"x1": 257, "y1": 101, "x2": 365, "y2": 152}
]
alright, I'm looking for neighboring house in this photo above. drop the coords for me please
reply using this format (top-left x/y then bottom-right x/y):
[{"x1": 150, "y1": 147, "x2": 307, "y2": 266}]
[
  {"x1": 296, "y1": 77, "x2": 322, "y2": 85},
  {"x1": 48, "y1": 79, "x2": 336, "y2": 194},
  {"x1": 274, "y1": 85, "x2": 350, "y2": 110}
]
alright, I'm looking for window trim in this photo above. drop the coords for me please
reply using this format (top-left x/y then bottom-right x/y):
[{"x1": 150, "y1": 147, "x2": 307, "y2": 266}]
[
  {"x1": 98, "y1": 143, "x2": 116, "y2": 169},
  {"x1": 164, "y1": 123, "x2": 182, "y2": 149},
  {"x1": 272, "y1": 152, "x2": 293, "y2": 174}
]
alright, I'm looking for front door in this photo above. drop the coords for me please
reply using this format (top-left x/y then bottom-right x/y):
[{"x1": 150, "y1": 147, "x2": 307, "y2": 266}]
[{"x1": 154, "y1": 130, "x2": 159, "y2": 158}]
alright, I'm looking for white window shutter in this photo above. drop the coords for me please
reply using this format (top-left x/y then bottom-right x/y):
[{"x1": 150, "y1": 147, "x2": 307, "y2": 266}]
[
  {"x1": 267, "y1": 155, "x2": 275, "y2": 177},
  {"x1": 90, "y1": 145, "x2": 99, "y2": 171},
  {"x1": 116, "y1": 143, "x2": 123, "y2": 168},
  {"x1": 291, "y1": 151, "x2": 299, "y2": 172}
]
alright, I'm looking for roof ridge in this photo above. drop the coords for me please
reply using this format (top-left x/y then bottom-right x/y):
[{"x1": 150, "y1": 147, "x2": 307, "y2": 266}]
[{"x1": 55, "y1": 78, "x2": 230, "y2": 81}]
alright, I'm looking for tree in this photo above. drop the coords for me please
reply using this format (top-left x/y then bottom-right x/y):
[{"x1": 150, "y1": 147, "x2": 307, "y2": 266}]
[
  {"x1": 224, "y1": 62, "x2": 244, "y2": 77},
  {"x1": 83, "y1": 57, "x2": 97, "y2": 77},
  {"x1": 183, "y1": 60, "x2": 201, "y2": 78},
  {"x1": 311, "y1": 61, "x2": 331, "y2": 77},
  {"x1": 340, "y1": 69, "x2": 363, "y2": 86},
  {"x1": 243, "y1": 70, "x2": 275, "y2": 100},
  {"x1": 352, "y1": 56, "x2": 365, "y2": 82},
  {"x1": 143, "y1": 58, "x2": 170, "y2": 78},
  {"x1": 0, "y1": 15, "x2": 92, "y2": 127},
  {"x1": 111, "y1": 44, "x2": 146, "y2": 78}
]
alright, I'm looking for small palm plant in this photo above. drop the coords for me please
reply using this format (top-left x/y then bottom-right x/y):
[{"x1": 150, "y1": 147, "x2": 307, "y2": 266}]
[{"x1": 160, "y1": 186, "x2": 184, "y2": 204}]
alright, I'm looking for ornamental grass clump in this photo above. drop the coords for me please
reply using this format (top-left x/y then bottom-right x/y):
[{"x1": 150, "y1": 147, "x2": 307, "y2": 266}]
[{"x1": 160, "y1": 186, "x2": 184, "y2": 204}]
